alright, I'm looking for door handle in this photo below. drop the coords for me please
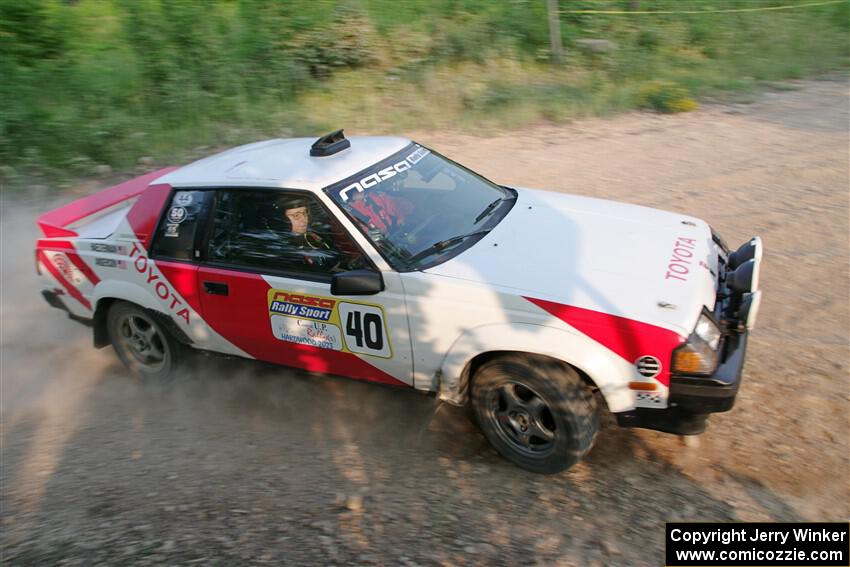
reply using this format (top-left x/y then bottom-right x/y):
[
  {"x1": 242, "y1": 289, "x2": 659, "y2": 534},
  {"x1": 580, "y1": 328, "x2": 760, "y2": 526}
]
[{"x1": 203, "y1": 281, "x2": 229, "y2": 296}]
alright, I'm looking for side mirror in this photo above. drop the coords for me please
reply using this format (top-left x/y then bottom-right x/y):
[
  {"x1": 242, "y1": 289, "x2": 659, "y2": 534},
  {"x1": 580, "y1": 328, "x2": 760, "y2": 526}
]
[{"x1": 331, "y1": 269, "x2": 384, "y2": 296}]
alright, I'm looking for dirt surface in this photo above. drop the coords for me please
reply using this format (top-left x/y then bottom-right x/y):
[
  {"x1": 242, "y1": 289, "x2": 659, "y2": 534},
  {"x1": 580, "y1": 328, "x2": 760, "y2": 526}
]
[{"x1": 2, "y1": 77, "x2": 848, "y2": 566}]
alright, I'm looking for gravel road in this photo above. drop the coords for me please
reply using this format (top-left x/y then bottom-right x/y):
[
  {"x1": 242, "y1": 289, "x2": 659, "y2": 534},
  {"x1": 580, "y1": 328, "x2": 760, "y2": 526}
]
[{"x1": 2, "y1": 77, "x2": 848, "y2": 566}]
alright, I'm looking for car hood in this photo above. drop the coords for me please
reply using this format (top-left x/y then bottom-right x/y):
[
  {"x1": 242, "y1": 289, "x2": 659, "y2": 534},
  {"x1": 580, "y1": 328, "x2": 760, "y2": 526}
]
[{"x1": 423, "y1": 187, "x2": 720, "y2": 336}]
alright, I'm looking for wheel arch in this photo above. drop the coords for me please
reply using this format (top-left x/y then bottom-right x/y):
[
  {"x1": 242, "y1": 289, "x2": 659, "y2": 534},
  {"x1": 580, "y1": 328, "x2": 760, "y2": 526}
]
[
  {"x1": 463, "y1": 349, "x2": 598, "y2": 392},
  {"x1": 91, "y1": 280, "x2": 161, "y2": 349},
  {"x1": 438, "y1": 323, "x2": 637, "y2": 413},
  {"x1": 92, "y1": 287, "x2": 193, "y2": 349}
]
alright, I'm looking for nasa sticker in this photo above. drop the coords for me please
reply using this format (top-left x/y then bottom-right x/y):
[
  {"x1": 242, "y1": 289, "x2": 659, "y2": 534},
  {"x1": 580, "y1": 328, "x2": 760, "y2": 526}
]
[
  {"x1": 167, "y1": 206, "x2": 187, "y2": 224},
  {"x1": 174, "y1": 192, "x2": 193, "y2": 206}
]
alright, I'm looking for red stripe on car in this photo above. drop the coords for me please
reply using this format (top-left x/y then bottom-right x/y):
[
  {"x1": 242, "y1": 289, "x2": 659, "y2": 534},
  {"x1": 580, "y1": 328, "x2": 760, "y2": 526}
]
[
  {"x1": 155, "y1": 261, "x2": 204, "y2": 316},
  {"x1": 126, "y1": 183, "x2": 173, "y2": 250},
  {"x1": 65, "y1": 251, "x2": 100, "y2": 285},
  {"x1": 37, "y1": 167, "x2": 176, "y2": 238},
  {"x1": 191, "y1": 267, "x2": 409, "y2": 387},
  {"x1": 524, "y1": 296, "x2": 684, "y2": 386}
]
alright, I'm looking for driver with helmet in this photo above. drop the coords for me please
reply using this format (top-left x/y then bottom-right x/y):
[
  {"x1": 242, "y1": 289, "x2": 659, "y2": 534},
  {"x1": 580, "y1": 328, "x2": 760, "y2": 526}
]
[{"x1": 280, "y1": 197, "x2": 337, "y2": 268}]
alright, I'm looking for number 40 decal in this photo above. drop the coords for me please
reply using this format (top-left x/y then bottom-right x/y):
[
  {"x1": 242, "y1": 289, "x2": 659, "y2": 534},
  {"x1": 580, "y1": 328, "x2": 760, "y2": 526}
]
[{"x1": 339, "y1": 302, "x2": 392, "y2": 358}]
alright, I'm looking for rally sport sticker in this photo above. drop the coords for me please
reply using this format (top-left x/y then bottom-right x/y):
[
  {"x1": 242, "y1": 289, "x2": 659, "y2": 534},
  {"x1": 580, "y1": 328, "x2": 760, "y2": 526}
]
[{"x1": 267, "y1": 290, "x2": 392, "y2": 359}]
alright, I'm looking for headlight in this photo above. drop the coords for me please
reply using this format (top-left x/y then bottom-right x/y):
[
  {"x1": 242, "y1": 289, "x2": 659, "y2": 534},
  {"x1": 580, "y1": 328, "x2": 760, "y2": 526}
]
[
  {"x1": 694, "y1": 312, "x2": 721, "y2": 350},
  {"x1": 671, "y1": 311, "x2": 721, "y2": 375}
]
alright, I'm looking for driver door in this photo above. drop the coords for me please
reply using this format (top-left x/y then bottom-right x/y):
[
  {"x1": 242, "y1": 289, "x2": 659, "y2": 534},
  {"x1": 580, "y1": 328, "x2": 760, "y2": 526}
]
[{"x1": 196, "y1": 188, "x2": 413, "y2": 387}]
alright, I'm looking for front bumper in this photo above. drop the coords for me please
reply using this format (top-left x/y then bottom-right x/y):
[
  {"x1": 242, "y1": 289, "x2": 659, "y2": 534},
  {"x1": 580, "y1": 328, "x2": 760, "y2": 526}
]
[
  {"x1": 616, "y1": 329, "x2": 749, "y2": 435},
  {"x1": 616, "y1": 232, "x2": 762, "y2": 436},
  {"x1": 669, "y1": 331, "x2": 747, "y2": 414}
]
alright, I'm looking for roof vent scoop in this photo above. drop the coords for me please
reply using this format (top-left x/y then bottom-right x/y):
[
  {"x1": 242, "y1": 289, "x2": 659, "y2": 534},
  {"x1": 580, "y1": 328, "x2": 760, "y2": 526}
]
[{"x1": 310, "y1": 129, "x2": 351, "y2": 157}]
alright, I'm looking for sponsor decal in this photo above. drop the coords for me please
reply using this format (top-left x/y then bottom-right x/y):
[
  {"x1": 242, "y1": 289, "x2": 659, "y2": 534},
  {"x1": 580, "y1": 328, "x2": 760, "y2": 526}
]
[
  {"x1": 173, "y1": 191, "x2": 193, "y2": 206},
  {"x1": 665, "y1": 236, "x2": 697, "y2": 281},
  {"x1": 129, "y1": 242, "x2": 191, "y2": 325},
  {"x1": 267, "y1": 289, "x2": 392, "y2": 358},
  {"x1": 94, "y1": 258, "x2": 127, "y2": 269},
  {"x1": 52, "y1": 253, "x2": 85, "y2": 285},
  {"x1": 635, "y1": 391, "x2": 664, "y2": 406},
  {"x1": 271, "y1": 317, "x2": 343, "y2": 351},
  {"x1": 338, "y1": 146, "x2": 430, "y2": 202},
  {"x1": 269, "y1": 291, "x2": 336, "y2": 321},
  {"x1": 90, "y1": 243, "x2": 117, "y2": 253},
  {"x1": 167, "y1": 206, "x2": 187, "y2": 224},
  {"x1": 635, "y1": 355, "x2": 662, "y2": 378},
  {"x1": 406, "y1": 146, "x2": 429, "y2": 164}
]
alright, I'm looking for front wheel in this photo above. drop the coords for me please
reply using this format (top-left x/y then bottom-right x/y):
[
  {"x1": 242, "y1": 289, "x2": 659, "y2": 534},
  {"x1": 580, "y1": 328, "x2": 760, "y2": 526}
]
[
  {"x1": 107, "y1": 301, "x2": 181, "y2": 382},
  {"x1": 471, "y1": 355, "x2": 599, "y2": 474}
]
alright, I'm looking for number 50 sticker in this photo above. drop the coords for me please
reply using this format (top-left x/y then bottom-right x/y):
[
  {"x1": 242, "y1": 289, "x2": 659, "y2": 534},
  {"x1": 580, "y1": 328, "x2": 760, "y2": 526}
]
[{"x1": 339, "y1": 302, "x2": 392, "y2": 358}]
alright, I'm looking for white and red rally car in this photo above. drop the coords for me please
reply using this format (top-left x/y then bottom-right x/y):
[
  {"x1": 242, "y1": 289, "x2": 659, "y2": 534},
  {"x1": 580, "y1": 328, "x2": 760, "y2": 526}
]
[{"x1": 35, "y1": 130, "x2": 763, "y2": 473}]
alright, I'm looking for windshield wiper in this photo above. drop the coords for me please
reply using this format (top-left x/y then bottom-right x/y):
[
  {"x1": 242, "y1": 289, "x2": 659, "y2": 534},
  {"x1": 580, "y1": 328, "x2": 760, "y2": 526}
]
[
  {"x1": 408, "y1": 229, "x2": 492, "y2": 266},
  {"x1": 474, "y1": 198, "x2": 503, "y2": 224}
]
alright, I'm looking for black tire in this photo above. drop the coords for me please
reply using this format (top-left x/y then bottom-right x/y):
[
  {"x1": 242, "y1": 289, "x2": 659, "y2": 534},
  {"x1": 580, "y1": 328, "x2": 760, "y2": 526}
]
[
  {"x1": 471, "y1": 354, "x2": 599, "y2": 474},
  {"x1": 107, "y1": 301, "x2": 182, "y2": 382}
]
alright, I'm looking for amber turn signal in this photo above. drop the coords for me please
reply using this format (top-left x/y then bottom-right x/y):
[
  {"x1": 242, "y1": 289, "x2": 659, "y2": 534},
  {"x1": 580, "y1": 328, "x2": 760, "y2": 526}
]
[
  {"x1": 628, "y1": 381, "x2": 658, "y2": 391},
  {"x1": 672, "y1": 351, "x2": 705, "y2": 373}
]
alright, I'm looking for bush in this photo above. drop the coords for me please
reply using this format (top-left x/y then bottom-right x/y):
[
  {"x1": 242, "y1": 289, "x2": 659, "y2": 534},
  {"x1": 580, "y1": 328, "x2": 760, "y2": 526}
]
[
  {"x1": 287, "y1": 4, "x2": 381, "y2": 79},
  {"x1": 429, "y1": 14, "x2": 504, "y2": 63},
  {"x1": 636, "y1": 29, "x2": 661, "y2": 51},
  {"x1": 637, "y1": 80, "x2": 698, "y2": 113}
]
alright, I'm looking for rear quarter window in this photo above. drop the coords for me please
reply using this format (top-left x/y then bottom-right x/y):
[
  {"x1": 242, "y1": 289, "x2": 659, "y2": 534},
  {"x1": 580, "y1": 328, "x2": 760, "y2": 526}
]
[{"x1": 151, "y1": 190, "x2": 212, "y2": 260}]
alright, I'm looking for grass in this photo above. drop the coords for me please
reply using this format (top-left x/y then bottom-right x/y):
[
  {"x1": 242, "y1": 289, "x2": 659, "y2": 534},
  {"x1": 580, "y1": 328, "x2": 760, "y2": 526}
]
[{"x1": 0, "y1": 0, "x2": 847, "y2": 186}]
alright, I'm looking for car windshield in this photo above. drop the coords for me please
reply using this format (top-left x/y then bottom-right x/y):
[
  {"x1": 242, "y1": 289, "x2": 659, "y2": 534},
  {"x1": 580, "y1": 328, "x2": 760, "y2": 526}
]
[{"x1": 325, "y1": 143, "x2": 515, "y2": 271}]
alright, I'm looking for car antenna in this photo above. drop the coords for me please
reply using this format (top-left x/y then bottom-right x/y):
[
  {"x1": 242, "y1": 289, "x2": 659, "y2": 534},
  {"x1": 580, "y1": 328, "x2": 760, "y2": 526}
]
[{"x1": 310, "y1": 129, "x2": 351, "y2": 157}]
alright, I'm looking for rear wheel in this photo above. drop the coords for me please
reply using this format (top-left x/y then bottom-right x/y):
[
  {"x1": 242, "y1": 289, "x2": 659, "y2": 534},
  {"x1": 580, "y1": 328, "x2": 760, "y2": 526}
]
[
  {"x1": 471, "y1": 355, "x2": 599, "y2": 474},
  {"x1": 107, "y1": 301, "x2": 181, "y2": 381}
]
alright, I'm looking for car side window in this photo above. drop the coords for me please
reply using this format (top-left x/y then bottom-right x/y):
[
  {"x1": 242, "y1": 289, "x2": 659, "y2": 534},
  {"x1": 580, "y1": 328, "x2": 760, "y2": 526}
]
[
  {"x1": 206, "y1": 189, "x2": 367, "y2": 277},
  {"x1": 151, "y1": 190, "x2": 212, "y2": 260}
]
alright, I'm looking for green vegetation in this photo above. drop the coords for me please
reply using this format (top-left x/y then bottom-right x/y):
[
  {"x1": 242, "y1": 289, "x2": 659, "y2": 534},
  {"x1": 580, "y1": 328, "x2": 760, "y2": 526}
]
[{"x1": 1, "y1": 0, "x2": 848, "y2": 179}]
